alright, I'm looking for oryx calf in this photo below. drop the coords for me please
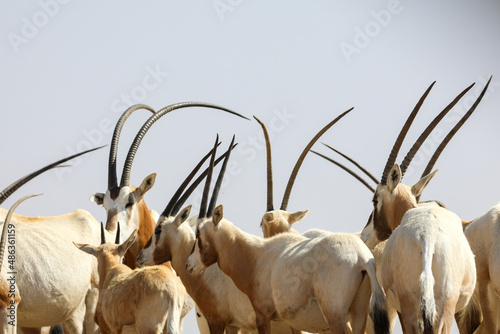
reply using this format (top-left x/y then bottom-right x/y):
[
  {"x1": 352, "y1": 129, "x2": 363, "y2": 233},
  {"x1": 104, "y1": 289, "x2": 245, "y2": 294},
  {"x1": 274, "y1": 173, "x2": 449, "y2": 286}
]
[{"x1": 74, "y1": 227, "x2": 187, "y2": 334}]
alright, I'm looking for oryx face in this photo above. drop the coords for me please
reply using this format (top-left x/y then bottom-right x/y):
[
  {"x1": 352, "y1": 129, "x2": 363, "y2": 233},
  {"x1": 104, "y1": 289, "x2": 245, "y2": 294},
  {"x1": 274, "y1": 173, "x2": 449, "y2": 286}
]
[
  {"x1": 186, "y1": 219, "x2": 218, "y2": 275},
  {"x1": 90, "y1": 173, "x2": 156, "y2": 245}
]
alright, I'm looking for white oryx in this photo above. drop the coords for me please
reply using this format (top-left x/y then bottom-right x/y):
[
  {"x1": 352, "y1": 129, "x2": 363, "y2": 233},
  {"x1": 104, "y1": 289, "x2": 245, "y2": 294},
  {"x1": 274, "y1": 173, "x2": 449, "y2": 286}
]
[
  {"x1": 90, "y1": 102, "x2": 248, "y2": 269},
  {"x1": 74, "y1": 223, "x2": 188, "y2": 334},
  {"x1": 0, "y1": 147, "x2": 108, "y2": 333},
  {"x1": 460, "y1": 202, "x2": 500, "y2": 333},
  {"x1": 253, "y1": 116, "x2": 380, "y2": 333},
  {"x1": 138, "y1": 136, "x2": 299, "y2": 334},
  {"x1": 314, "y1": 78, "x2": 491, "y2": 333},
  {"x1": 186, "y1": 111, "x2": 391, "y2": 334}
]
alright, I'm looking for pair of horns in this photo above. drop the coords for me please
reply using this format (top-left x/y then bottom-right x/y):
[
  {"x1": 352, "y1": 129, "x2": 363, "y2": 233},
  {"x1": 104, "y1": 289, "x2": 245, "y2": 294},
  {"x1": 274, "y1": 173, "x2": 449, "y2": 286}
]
[
  {"x1": 101, "y1": 222, "x2": 120, "y2": 245},
  {"x1": 107, "y1": 102, "x2": 248, "y2": 189},
  {"x1": 199, "y1": 135, "x2": 236, "y2": 219},
  {"x1": 255, "y1": 107, "x2": 353, "y2": 212},
  {"x1": 0, "y1": 194, "x2": 41, "y2": 274},
  {"x1": 0, "y1": 146, "x2": 104, "y2": 206},
  {"x1": 314, "y1": 77, "x2": 492, "y2": 192},
  {"x1": 161, "y1": 140, "x2": 237, "y2": 218}
]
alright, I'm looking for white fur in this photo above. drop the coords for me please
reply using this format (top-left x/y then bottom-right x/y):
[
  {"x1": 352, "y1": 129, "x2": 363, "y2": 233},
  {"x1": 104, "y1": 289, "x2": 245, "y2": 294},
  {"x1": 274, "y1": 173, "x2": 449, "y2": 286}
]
[
  {"x1": 463, "y1": 202, "x2": 500, "y2": 333},
  {"x1": 381, "y1": 206, "x2": 476, "y2": 333},
  {"x1": 0, "y1": 208, "x2": 109, "y2": 332}
]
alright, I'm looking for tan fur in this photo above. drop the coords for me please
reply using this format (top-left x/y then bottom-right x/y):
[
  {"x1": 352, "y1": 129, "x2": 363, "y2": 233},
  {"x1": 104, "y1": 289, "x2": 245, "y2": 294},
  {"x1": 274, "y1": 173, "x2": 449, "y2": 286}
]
[
  {"x1": 75, "y1": 231, "x2": 186, "y2": 334},
  {"x1": 137, "y1": 209, "x2": 297, "y2": 334},
  {"x1": 187, "y1": 206, "x2": 389, "y2": 334}
]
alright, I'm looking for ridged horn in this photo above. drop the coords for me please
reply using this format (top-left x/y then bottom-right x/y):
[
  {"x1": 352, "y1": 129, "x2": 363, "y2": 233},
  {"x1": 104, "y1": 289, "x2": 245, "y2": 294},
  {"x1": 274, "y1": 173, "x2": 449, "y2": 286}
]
[
  {"x1": 399, "y1": 83, "x2": 475, "y2": 177},
  {"x1": 199, "y1": 135, "x2": 219, "y2": 219},
  {"x1": 420, "y1": 77, "x2": 492, "y2": 180},
  {"x1": 322, "y1": 143, "x2": 379, "y2": 184},
  {"x1": 171, "y1": 143, "x2": 237, "y2": 216},
  {"x1": 100, "y1": 222, "x2": 106, "y2": 245},
  {"x1": 0, "y1": 146, "x2": 105, "y2": 206},
  {"x1": 254, "y1": 116, "x2": 274, "y2": 212},
  {"x1": 120, "y1": 102, "x2": 249, "y2": 187},
  {"x1": 207, "y1": 136, "x2": 236, "y2": 217},
  {"x1": 380, "y1": 81, "x2": 435, "y2": 185},
  {"x1": 280, "y1": 108, "x2": 353, "y2": 211},
  {"x1": 0, "y1": 194, "x2": 41, "y2": 273},
  {"x1": 161, "y1": 142, "x2": 222, "y2": 218},
  {"x1": 108, "y1": 104, "x2": 155, "y2": 190},
  {"x1": 311, "y1": 150, "x2": 375, "y2": 193}
]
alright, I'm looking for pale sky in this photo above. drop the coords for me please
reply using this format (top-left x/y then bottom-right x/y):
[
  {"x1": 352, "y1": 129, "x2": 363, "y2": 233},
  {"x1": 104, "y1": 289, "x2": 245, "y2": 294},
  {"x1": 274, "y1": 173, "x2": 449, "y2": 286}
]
[{"x1": 2, "y1": 1, "x2": 500, "y2": 333}]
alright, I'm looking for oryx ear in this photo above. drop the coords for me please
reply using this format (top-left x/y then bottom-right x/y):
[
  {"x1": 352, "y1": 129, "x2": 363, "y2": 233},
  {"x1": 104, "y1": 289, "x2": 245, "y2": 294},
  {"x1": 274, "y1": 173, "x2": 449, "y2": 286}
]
[
  {"x1": 387, "y1": 164, "x2": 402, "y2": 194},
  {"x1": 175, "y1": 205, "x2": 192, "y2": 227},
  {"x1": 90, "y1": 193, "x2": 105, "y2": 205},
  {"x1": 213, "y1": 205, "x2": 224, "y2": 226},
  {"x1": 412, "y1": 169, "x2": 438, "y2": 197},
  {"x1": 118, "y1": 230, "x2": 138, "y2": 256},
  {"x1": 136, "y1": 173, "x2": 157, "y2": 199},
  {"x1": 288, "y1": 210, "x2": 309, "y2": 225},
  {"x1": 73, "y1": 242, "x2": 97, "y2": 255}
]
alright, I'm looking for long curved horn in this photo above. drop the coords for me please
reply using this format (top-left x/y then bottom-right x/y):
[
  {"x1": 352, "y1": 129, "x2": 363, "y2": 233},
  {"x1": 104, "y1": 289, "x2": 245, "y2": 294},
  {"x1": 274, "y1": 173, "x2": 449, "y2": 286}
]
[
  {"x1": 280, "y1": 108, "x2": 353, "y2": 211},
  {"x1": 0, "y1": 194, "x2": 41, "y2": 274},
  {"x1": 108, "y1": 104, "x2": 155, "y2": 190},
  {"x1": 207, "y1": 136, "x2": 236, "y2": 217},
  {"x1": 120, "y1": 102, "x2": 249, "y2": 187},
  {"x1": 420, "y1": 77, "x2": 491, "y2": 181},
  {"x1": 171, "y1": 143, "x2": 237, "y2": 216},
  {"x1": 253, "y1": 116, "x2": 274, "y2": 212},
  {"x1": 322, "y1": 143, "x2": 379, "y2": 184},
  {"x1": 161, "y1": 142, "x2": 222, "y2": 218},
  {"x1": 311, "y1": 150, "x2": 375, "y2": 193},
  {"x1": 380, "y1": 82, "x2": 435, "y2": 185},
  {"x1": 0, "y1": 146, "x2": 105, "y2": 206},
  {"x1": 399, "y1": 83, "x2": 475, "y2": 177},
  {"x1": 199, "y1": 135, "x2": 219, "y2": 219}
]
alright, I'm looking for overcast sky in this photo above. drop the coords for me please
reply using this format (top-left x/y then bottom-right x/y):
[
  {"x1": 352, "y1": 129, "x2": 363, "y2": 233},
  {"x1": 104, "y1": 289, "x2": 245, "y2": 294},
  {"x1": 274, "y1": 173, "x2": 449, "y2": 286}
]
[{"x1": 2, "y1": 1, "x2": 500, "y2": 333}]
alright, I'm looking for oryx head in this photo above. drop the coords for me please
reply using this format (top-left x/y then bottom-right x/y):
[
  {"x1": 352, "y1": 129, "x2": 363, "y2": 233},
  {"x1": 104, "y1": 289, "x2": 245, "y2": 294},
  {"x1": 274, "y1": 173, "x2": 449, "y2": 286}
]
[
  {"x1": 254, "y1": 109, "x2": 353, "y2": 238},
  {"x1": 90, "y1": 103, "x2": 248, "y2": 267},
  {"x1": 312, "y1": 78, "x2": 491, "y2": 249}
]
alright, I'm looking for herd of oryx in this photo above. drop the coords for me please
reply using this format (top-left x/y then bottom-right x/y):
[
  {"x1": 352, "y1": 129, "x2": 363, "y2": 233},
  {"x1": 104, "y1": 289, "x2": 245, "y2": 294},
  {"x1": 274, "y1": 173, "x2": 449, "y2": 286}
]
[{"x1": 0, "y1": 77, "x2": 498, "y2": 334}]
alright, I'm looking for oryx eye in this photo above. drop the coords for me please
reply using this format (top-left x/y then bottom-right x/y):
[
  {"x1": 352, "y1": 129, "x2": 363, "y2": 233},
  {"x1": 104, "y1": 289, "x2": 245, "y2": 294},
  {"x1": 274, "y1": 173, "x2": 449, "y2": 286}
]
[
  {"x1": 155, "y1": 226, "x2": 161, "y2": 235},
  {"x1": 125, "y1": 202, "x2": 133, "y2": 209}
]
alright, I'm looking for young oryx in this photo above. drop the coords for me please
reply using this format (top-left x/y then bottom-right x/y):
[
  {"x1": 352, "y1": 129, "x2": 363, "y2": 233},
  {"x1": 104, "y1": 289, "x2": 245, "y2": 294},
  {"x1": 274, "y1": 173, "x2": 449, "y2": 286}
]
[
  {"x1": 138, "y1": 136, "x2": 300, "y2": 334},
  {"x1": 187, "y1": 109, "x2": 391, "y2": 334},
  {"x1": 314, "y1": 78, "x2": 491, "y2": 333},
  {"x1": 0, "y1": 147, "x2": 107, "y2": 333},
  {"x1": 90, "y1": 102, "x2": 248, "y2": 268},
  {"x1": 74, "y1": 223, "x2": 187, "y2": 334}
]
